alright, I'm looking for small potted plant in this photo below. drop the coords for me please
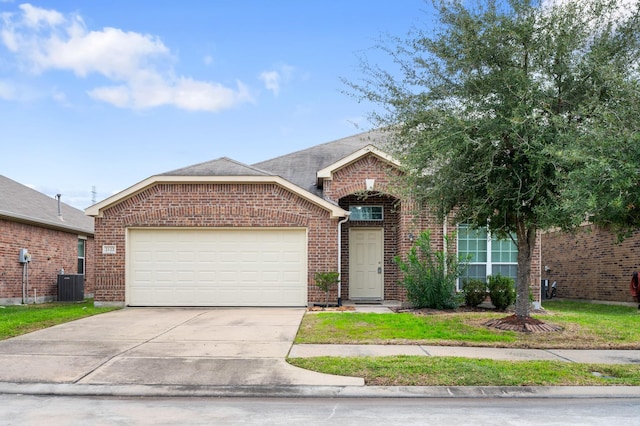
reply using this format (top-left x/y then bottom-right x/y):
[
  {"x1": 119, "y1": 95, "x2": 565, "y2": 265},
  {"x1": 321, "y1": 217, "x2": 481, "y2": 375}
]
[{"x1": 314, "y1": 271, "x2": 340, "y2": 308}]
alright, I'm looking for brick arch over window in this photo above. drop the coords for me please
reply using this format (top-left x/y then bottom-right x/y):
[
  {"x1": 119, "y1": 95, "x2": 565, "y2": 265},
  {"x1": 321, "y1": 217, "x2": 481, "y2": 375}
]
[{"x1": 322, "y1": 155, "x2": 403, "y2": 203}]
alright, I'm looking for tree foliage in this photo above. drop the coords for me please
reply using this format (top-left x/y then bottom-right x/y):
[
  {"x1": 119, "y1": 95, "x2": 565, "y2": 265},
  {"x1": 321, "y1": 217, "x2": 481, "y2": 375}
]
[{"x1": 347, "y1": 0, "x2": 640, "y2": 318}]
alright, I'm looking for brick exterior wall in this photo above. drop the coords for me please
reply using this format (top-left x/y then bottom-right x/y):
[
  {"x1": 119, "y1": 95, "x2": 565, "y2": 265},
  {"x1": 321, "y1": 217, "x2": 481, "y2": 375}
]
[
  {"x1": 92, "y1": 152, "x2": 543, "y2": 306},
  {"x1": 541, "y1": 225, "x2": 639, "y2": 303},
  {"x1": 93, "y1": 183, "x2": 339, "y2": 305},
  {"x1": 0, "y1": 218, "x2": 94, "y2": 304},
  {"x1": 323, "y1": 154, "x2": 449, "y2": 302}
]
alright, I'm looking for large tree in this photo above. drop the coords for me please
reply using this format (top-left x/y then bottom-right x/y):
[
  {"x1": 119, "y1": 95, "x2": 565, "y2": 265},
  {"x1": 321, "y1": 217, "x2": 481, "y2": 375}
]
[{"x1": 348, "y1": 0, "x2": 640, "y2": 320}]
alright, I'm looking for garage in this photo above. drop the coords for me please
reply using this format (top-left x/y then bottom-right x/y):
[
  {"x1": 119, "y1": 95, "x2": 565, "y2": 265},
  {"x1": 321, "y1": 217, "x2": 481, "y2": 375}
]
[{"x1": 127, "y1": 228, "x2": 307, "y2": 307}]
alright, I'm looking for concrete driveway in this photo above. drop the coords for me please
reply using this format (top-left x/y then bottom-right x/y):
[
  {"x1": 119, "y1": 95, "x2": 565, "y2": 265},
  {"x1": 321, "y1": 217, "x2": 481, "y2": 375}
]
[{"x1": 0, "y1": 308, "x2": 363, "y2": 387}]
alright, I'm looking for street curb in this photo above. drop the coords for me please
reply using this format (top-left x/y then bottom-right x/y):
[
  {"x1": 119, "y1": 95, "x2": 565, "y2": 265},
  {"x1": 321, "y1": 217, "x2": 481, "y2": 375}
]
[{"x1": 2, "y1": 382, "x2": 640, "y2": 399}]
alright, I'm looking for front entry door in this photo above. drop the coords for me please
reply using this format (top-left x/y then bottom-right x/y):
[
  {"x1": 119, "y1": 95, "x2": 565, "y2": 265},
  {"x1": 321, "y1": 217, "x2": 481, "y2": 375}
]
[{"x1": 349, "y1": 228, "x2": 383, "y2": 300}]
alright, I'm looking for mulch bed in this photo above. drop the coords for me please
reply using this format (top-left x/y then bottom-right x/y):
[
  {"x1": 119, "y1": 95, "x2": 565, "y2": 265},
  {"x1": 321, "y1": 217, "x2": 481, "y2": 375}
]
[
  {"x1": 484, "y1": 315, "x2": 563, "y2": 333},
  {"x1": 307, "y1": 306, "x2": 356, "y2": 312},
  {"x1": 393, "y1": 305, "x2": 562, "y2": 333}
]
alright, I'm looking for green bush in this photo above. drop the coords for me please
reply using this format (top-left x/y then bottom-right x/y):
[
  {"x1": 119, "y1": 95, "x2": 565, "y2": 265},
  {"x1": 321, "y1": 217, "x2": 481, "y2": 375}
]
[
  {"x1": 314, "y1": 271, "x2": 340, "y2": 307},
  {"x1": 487, "y1": 274, "x2": 516, "y2": 311},
  {"x1": 462, "y1": 279, "x2": 487, "y2": 307},
  {"x1": 393, "y1": 231, "x2": 467, "y2": 309}
]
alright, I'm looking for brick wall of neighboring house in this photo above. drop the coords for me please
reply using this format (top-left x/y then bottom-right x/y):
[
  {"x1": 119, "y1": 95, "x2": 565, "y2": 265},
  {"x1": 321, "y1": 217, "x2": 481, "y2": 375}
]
[
  {"x1": 0, "y1": 219, "x2": 94, "y2": 304},
  {"x1": 541, "y1": 226, "x2": 640, "y2": 303},
  {"x1": 93, "y1": 183, "x2": 339, "y2": 305}
]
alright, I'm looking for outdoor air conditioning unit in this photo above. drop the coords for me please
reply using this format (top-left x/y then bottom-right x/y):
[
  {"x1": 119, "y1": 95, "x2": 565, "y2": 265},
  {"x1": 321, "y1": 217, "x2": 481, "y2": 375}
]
[{"x1": 57, "y1": 274, "x2": 84, "y2": 302}]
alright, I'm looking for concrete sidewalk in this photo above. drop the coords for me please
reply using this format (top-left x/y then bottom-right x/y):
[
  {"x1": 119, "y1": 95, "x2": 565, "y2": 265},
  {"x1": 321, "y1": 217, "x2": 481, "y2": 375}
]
[{"x1": 289, "y1": 344, "x2": 640, "y2": 364}]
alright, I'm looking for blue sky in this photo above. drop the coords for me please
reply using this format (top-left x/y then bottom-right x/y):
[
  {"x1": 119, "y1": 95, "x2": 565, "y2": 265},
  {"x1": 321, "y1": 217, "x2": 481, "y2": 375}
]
[{"x1": 0, "y1": 1, "x2": 431, "y2": 209}]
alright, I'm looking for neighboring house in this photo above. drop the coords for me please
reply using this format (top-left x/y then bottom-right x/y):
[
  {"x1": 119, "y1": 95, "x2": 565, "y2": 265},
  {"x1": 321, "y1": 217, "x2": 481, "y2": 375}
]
[
  {"x1": 542, "y1": 225, "x2": 640, "y2": 303},
  {"x1": 86, "y1": 131, "x2": 542, "y2": 307},
  {"x1": 0, "y1": 175, "x2": 94, "y2": 305}
]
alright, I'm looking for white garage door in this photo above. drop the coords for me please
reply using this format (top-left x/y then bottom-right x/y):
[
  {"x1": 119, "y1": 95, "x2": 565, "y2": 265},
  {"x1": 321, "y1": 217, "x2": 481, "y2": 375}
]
[{"x1": 127, "y1": 228, "x2": 307, "y2": 306}]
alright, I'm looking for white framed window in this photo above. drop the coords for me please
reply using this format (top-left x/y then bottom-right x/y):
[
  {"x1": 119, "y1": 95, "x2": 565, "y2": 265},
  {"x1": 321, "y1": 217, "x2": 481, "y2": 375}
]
[
  {"x1": 349, "y1": 205, "x2": 383, "y2": 221},
  {"x1": 457, "y1": 224, "x2": 517, "y2": 289},
  {"x1": 78, "y1": 237, "x2": 86, "y2": 275}
]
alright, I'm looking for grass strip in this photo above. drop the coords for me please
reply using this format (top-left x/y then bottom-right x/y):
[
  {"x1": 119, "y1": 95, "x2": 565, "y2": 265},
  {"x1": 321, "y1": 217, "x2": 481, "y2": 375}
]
[
  {"x1": 288, "y1": 356, "x2": 640, "y2": 386},
  {"x1": 0, "y1": 299, "x2": 119, "y2": 340}
]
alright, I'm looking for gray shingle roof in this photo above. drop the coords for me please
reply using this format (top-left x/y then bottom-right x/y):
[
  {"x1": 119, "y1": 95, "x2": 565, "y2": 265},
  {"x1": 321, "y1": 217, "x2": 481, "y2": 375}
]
[
  {"x1": 253, "y1": 130, "x2": 390, "y2": 196},
  {"x1": 161, "y1": 157, "x2": 271, "y2": 177},
  {"x1": 0, "y1": 175, "x2": 94, "y2": 234},
  {"x1": 154, "y1": 130, "x2": 391, "y2": 197}
]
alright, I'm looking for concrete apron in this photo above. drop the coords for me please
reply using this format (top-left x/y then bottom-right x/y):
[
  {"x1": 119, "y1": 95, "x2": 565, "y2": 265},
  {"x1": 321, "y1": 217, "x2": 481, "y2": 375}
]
[{"x1": 0, "y1": 308, "x2": 364, "y2": 387}]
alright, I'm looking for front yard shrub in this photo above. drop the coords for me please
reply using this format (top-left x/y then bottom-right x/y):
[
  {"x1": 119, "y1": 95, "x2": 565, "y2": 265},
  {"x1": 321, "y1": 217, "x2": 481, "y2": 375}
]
[
  {"x1": 394, "y1": 231, "x2": 467, "y2": 309},
  {"x1": 463, "y1": 279, "x2": 487, "y2": 307},
  {"x1": 314, "y1": 271, "x2": 340, "y2": 307},
  {"x1": 487, "y1": 274, "x2": 516, "y2": 310}
]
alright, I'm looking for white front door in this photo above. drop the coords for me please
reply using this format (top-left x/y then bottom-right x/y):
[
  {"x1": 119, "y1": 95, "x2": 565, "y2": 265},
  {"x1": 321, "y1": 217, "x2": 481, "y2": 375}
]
[{"x1": 349, "y1": 228, "x2": 383, "y2": 300}]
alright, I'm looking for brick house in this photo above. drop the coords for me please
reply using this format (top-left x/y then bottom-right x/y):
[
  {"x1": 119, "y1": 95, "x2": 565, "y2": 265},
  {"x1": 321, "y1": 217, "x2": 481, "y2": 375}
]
[
  {"x1": 542, "y1": 225, "x2": 640, "y2": 303},
  {"x1": 0, "y1": 175, "x2": 94, "y2": 304},
  {"x1": 86, "y1": 131, "x2": 542, "y2": 307}
]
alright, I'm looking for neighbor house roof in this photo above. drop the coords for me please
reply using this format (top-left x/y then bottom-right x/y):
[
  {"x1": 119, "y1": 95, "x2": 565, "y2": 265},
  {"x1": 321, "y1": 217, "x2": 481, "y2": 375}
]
[
  {"x1": 252, "y1": 130, "x2": 391, "y2": 196},
  {"x1": 0, "y1": 175, "x2": 94, "y2": 235}
]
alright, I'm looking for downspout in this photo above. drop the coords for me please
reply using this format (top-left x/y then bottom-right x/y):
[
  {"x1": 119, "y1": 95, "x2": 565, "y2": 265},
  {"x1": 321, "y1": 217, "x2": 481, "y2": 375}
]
[
  {"x1": 337, "y1": 215, "x2": 350, "y2": 306},
  {"x1": 443, "y1": 216, "x2": 448, "y2": 276}
]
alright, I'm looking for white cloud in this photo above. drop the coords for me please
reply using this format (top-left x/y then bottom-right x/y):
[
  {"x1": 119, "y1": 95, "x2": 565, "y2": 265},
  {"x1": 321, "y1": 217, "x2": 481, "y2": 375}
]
[
  {"x1": 19, "y1": 3, "x2": 64, "y2": 28},
  {"x1": 259, "y1": 70, "x2": 281, "y2": 95},
  {"x1": 542, "y1": 0, "x2": 639, "y2": 22},
  {"x1": 0, "y1": 4, "x2": 253, "y2": 112},
  {"x1": 259, "y1": 64, "x2": 295, "y2": 96},
  {"x1": 88, "y1": 77, "x2": 253, "y2": 111}
]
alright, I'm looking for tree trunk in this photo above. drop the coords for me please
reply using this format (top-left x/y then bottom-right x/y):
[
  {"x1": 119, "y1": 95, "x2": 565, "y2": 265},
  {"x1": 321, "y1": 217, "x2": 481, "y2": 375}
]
[{"x1": 514, "y1": 220, "x2": 537, "y2": 318}]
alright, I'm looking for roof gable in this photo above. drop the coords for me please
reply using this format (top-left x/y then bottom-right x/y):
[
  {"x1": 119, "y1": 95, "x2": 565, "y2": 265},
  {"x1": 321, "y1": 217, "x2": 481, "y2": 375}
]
[
  {"x1": 86, "y1": 175, "x2": 348, "y2": 219},
  {"x1": 316, "y1": 145, "x2": 401, "y2": 187},
  {"x1": 252, "y1": 130, "x2": 392, "y2": 196},
  {"x1": 0, "y1": 175, "x2": 94, "y2": 234}
]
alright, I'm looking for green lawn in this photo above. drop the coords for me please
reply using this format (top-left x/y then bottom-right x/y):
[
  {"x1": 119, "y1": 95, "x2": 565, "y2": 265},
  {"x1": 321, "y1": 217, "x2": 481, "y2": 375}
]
[
  {"x1": 288, "y1": 356, "x2": 640, "y2": 386},
  {"x1": 0, "y1": 299, "x2": 119, "y2": 340},
  {"x1": 289, "y1": 300, "x2": 640, "y2": 386},
  {"x1": 295, "y1": 300, "x2": 640, "y2": 349}
]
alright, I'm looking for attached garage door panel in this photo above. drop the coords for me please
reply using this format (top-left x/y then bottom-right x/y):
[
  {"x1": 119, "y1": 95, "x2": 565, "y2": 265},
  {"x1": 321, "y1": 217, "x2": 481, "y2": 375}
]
[{"x1": 128, "y1": 229, "x2": 307, "y2": 306}]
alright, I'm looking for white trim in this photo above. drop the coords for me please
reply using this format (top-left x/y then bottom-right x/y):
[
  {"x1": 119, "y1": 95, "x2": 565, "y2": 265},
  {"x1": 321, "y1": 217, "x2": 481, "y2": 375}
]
[
  {"x1": 85, "y1": 175, "x2": 348, "y2": 218},
  {"x1": 316, "y1": 145, "x2": 401, "y2": 184}
]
